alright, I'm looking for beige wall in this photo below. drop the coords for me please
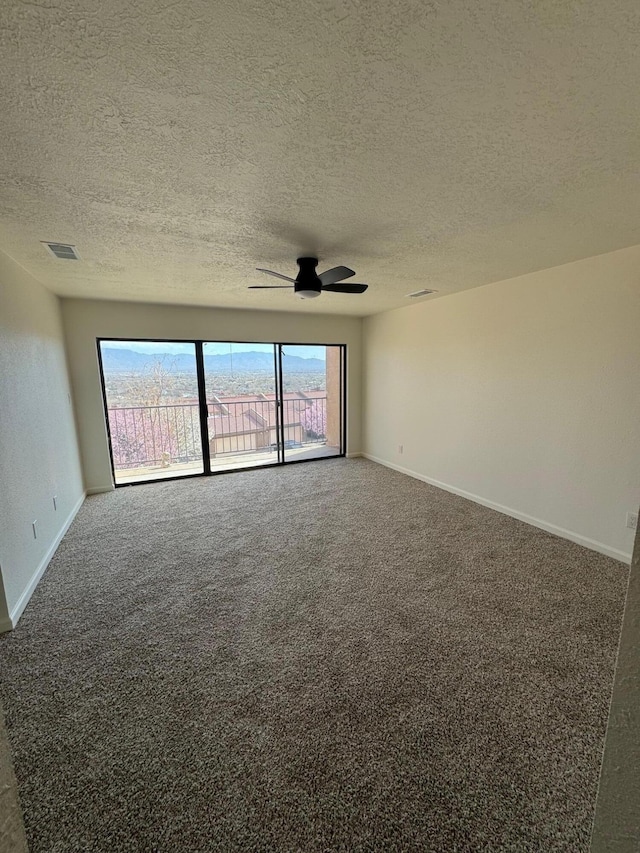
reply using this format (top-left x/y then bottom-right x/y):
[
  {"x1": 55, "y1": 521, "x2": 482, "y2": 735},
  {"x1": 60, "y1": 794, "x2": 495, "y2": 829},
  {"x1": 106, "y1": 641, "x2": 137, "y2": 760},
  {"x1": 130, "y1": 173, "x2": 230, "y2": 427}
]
[
  {"x1": 325, "y1": 346, "x2": 342, "y2": 449},
  {"x1": 60, "y1": 298, "x2": 363, "y2": 491},
  {"x1": 0, "y1": 251, "x2": 84, "y2": 629},
  {"x1": 363, "y1": 244, "x2": 640, "y2": 561}
]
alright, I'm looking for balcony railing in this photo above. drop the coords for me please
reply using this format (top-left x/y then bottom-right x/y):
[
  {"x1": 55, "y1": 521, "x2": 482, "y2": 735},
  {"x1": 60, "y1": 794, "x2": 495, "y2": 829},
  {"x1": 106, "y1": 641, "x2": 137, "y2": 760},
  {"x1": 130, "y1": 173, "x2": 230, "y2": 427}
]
[
  {"x1": 107, "y1": 396, "x2": 328, "y2": 471},
  {"x1": 108, "y1": 404, "x2": 202, "y2": 470}
]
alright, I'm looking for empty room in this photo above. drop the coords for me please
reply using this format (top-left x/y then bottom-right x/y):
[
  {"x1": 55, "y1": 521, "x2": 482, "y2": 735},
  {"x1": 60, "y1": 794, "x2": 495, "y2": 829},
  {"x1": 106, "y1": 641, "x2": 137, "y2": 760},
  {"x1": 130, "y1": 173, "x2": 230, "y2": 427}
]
[{"x1": 1, "y1": 1, "x2": 639, "y2": 851}]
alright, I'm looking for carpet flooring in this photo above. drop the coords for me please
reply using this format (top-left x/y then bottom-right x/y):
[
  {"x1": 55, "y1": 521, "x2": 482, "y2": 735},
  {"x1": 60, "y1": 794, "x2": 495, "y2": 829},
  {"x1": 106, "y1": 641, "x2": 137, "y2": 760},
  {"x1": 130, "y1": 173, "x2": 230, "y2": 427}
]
[{"x1": 0, "y1": 459, "x2": 628, "y2": 852}]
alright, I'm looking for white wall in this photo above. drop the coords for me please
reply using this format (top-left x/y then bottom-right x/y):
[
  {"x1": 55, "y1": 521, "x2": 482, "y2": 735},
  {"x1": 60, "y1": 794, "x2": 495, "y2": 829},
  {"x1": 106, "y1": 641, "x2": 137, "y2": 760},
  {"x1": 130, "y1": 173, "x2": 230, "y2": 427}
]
[
  {"x1": 363, "y1": 244, "x2": 640, "y2": 561},
  {"x1": 0, "y1": 252, "x2": 85, "y2": 630},
  {"x1": 60, "y1": 298, "x2": 363, "y2": 492}
]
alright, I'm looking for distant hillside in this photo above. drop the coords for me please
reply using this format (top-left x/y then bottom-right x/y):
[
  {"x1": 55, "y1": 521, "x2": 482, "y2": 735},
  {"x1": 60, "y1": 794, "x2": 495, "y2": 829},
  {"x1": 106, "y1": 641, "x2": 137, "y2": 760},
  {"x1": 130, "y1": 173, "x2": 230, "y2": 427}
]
[{"x1": 100, "y1": 348, "x2": 325, "y2": 373}]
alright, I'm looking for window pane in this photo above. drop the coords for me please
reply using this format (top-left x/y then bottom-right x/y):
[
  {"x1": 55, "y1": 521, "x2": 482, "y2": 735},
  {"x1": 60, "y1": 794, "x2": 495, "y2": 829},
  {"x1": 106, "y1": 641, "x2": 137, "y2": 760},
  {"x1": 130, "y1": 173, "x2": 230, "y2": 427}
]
[
  {"x1": 281, "y1": 345, "x2": 343, "y2": 462},
  {"x1": 203, "y1": 342, "x2": 279, "y2": 471},
  {"x1": 99, "y1": 340, "x2": 203, "y2": 484}
]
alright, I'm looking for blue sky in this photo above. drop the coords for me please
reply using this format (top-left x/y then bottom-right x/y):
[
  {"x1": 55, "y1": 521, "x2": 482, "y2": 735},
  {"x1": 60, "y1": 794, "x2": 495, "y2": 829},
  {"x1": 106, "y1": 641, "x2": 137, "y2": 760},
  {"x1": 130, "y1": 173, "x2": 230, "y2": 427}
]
[{"x1": 101, "y1": 340, "x2": 326, "y2": 359}]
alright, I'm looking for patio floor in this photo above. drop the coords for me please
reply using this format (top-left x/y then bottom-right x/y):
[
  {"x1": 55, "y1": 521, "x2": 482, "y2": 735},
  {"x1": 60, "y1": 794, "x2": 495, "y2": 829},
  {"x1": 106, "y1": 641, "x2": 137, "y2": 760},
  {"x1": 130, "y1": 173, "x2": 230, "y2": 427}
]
[{"x1": 114, "y1": 443, "x2": 340, "y2": 484}]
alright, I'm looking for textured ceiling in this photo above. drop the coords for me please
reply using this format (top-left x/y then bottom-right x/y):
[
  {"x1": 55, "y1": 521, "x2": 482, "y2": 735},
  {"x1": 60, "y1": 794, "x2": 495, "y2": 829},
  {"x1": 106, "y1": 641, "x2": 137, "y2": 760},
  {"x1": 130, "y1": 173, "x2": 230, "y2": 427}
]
[{"x1": 1, "y1": 0, "x2": 640, "y2": 316}]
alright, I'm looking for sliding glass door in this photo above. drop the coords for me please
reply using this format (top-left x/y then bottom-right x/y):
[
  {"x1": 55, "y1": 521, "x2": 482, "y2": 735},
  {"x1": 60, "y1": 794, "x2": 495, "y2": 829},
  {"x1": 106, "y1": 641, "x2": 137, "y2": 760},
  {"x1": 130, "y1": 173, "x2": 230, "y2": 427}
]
[
  {"x1": 98, "y1": 341, "x2": 204, "y2": 485},
  {"x1": 279, "y1": 345, "x2": 344, "y2": 462},
  {"x1": 203, "y1": 342, "x2": 279, "y2": 471},
  {"x1": 98, "y1": 339, "x2": 345, "y2": 485}
]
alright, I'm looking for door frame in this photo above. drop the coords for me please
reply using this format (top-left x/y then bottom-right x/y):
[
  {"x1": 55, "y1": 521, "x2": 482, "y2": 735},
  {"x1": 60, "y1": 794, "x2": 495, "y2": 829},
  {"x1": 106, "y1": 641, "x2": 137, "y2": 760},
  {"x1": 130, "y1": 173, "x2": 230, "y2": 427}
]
[{"x1": 97, "y1": 338, "x2": 347, "y2": 487}]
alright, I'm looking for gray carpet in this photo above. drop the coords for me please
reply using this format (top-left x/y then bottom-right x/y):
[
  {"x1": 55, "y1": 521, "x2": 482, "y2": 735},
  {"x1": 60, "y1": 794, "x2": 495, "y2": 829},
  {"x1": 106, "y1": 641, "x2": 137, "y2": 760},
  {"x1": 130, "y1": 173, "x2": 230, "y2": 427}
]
[{"x1": 0, "y1": 459, "x2": 628, "y2": 852}]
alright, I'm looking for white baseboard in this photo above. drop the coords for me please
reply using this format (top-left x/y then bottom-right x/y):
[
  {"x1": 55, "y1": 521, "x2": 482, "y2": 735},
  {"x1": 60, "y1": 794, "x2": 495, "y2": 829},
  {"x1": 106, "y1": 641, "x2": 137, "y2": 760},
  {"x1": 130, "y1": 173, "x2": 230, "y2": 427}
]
[
  {"x1": 363, "y1": 453, "x2": 632, "y2": 565},
  {"x1": 6, "y1": 491, "x2": 86, "y2": 631},
  {"x1": 0, "y1": 616, "x2": 13, "y2": 634},
  {"x1": 346, "y1": 452, "x2": 362, "y2": 458},
  {"x1": 86, "y1": 485, "x2": 114, "y2": 495}
]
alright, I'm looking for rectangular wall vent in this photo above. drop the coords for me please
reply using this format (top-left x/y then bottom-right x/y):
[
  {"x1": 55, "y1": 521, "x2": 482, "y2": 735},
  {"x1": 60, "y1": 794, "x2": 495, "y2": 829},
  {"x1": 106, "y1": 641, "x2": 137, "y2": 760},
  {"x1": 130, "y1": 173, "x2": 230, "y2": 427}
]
[
  {"x1": 42, "y1": 242, "x2": 79, "y2": 260},
  {"x1": 406, "y1": 289, "x2": 437, "y2": 298}
]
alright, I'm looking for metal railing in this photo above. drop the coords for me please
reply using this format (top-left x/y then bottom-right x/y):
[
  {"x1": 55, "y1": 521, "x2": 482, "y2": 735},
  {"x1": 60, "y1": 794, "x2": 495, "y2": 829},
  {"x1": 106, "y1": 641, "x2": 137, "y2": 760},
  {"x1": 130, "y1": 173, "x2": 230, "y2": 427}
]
[
  {"x1": 107, "y1": 396, "x2": 328, "y2": 470},
  {"x1": 108, "y1": 404, "x2": 202, "y2": 470}
]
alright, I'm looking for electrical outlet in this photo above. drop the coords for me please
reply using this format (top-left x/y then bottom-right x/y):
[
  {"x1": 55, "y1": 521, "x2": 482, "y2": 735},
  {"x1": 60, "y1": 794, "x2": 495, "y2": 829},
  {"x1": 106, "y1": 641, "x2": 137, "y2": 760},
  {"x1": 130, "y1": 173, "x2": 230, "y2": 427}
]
[
  {"x1": 398, "y1": 444, "x2": 403, "y2": 454},
  {"x1": 32, "y1": 520, "x2": 37, "y2": 539},
  {"x1": 626, "y1": 512, "x2": 638, "y2": 530},
  {"x1": 53, "y1": 495, "x2": 58, "y2": 511}
]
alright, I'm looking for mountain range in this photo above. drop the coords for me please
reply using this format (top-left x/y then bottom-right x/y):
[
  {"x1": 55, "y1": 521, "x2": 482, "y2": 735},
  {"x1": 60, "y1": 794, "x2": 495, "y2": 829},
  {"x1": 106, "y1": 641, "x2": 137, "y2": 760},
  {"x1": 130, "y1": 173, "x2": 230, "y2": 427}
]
[{"x1": 100, "y1": 347, "x2": 325, "y2": 373}]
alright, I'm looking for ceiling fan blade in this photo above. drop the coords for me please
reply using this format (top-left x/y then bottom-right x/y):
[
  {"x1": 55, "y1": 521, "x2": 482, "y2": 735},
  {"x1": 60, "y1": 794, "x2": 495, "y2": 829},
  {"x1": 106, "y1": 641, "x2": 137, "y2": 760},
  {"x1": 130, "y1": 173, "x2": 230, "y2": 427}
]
[
  {"x1": 321, "y1": 283, "x2": 368, "y2": 294},
  {"x1": 248, "y1": 285, "x2": 294, "y2": 289},
  {"x1": 256, "y1": 268, "x2": 296, "y2": 282},
  {"x1": 318, "y1": 265, "x2": 355, "y2": 285}
]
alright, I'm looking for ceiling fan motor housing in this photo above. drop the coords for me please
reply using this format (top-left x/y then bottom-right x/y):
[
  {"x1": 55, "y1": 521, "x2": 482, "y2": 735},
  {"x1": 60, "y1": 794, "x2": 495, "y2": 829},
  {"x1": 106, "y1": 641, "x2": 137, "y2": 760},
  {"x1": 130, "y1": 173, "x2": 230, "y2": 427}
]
[{"x1": 295, "y1": 257, "x2": 322, "y2": 298}]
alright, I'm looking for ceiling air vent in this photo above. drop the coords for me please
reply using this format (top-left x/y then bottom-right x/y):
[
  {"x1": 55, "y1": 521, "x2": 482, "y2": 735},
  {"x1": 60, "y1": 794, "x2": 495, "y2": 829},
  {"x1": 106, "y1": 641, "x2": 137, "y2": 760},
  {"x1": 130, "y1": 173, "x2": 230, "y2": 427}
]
[
  {"x1": 406, "y1": 289, "x2": 437, "y2": 298},
  {"x1": 42, "y1": 242, "x2": 80, "y2": 260}
]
